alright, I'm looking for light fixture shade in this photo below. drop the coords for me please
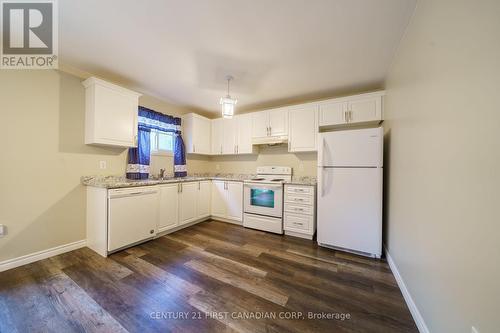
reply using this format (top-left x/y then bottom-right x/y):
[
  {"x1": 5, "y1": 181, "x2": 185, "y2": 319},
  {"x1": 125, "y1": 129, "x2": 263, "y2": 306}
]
[{"x1": 220, "y1": 96, "x2": 237, "y2": 119}]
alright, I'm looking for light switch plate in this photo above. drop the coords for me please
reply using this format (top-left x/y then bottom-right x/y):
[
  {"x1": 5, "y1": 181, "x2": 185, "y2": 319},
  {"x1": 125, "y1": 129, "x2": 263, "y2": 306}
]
[
  {"x1": 0, "y1": 224, "x2": 5, "y2": 237},
  {"x1": 99, "y1": 161, "x2": 107, "y2": 169}
]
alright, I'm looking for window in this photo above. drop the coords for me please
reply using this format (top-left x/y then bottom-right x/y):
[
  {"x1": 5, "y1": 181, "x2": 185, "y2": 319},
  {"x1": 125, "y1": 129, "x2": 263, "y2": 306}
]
[{"x1": 150, "y1": 130, "x2": 174, "y2": 156}]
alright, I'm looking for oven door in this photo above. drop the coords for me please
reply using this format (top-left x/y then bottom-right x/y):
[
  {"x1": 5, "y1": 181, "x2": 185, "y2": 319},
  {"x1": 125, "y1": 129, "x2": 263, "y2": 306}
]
[{"x1": 244, "y1": 183, "x2": 283, "y2": 218}]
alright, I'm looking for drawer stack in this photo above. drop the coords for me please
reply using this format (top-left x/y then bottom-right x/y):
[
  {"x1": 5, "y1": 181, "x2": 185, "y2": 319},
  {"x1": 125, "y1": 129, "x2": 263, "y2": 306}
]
[{"x1": 283, "y1": 184, "x2": 316, "y2": 239}]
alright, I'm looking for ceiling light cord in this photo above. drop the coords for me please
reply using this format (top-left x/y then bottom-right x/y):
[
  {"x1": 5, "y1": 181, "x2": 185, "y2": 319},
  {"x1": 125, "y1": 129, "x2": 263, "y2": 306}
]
[{"x1": 226, "y1": 75, "x2": 233, "y2": 97}]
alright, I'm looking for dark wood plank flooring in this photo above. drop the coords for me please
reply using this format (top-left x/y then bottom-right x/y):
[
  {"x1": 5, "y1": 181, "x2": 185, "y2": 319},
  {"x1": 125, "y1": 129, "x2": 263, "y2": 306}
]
[{"x1": 0, "y1": 220, "x2": 418, "y2": 333}]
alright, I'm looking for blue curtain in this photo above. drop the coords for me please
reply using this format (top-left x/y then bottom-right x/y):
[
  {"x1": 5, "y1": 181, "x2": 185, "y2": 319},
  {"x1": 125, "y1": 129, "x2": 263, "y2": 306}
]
[{"x1": 126, "y1": 106, "x2": 187, "y2": 179}]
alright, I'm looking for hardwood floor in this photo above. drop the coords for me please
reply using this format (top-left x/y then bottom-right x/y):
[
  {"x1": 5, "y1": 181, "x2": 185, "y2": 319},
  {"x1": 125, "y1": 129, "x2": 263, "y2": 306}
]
[{"x1": 0, "y1": 220, "x2": 418, "y2": 333}]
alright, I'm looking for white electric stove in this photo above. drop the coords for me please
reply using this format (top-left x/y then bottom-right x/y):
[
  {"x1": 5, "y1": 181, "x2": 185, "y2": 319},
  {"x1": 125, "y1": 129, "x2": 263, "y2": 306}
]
[{"x1": 243, "y1": 166, "x2": 292, "y2": 234}]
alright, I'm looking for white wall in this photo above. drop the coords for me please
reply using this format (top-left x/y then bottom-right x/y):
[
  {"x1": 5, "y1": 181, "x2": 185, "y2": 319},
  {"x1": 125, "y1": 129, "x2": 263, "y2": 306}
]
[{"x1": 384, "y1": 1, "x2": 500, "y2": 332}]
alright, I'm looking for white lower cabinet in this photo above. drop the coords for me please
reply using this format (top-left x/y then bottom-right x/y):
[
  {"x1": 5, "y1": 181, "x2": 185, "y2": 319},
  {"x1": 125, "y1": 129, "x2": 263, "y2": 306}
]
[
  {"x1": 226, "y1": 182, "x2": 243, "y2": 221},
  {"x1": 179, "y1": 182, "x2": 199, "y2": 225},
  {"x1": 283, "y1": 184, "x2": 316, "y2": 239},
  {"x1": 211, "y1": 180, "x2": 243, "y2": 222},
  {"x1": 197, "y1": 181, "x2": 211, "y2": 218},
  {"x1": 87, "y1": 179, "x2": 245, "y2": 258},
  {"x1": 211, "y1": 180, "x2": 227, "y2": 218},
  {"x1": 158, "y1": 183, "x2": 179, "y2": 233}
]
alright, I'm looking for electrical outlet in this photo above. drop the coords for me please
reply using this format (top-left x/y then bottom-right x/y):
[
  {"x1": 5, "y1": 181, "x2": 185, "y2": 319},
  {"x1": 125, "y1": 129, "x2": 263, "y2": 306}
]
[
  {"x1": 472, "y1": 326, "x2": 479, "y2": 333},
  {"x1": 99, "y1": 161, "x2": 107, "y2": 169},
  {"x1": 0, "y1": 224, "x2": 6, "y2": 237}
]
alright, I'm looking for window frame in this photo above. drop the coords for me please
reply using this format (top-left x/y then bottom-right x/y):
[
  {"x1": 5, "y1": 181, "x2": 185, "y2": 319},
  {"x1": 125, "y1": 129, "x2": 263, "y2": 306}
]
[{"x1": 150, "y1": 129, "x2": 174, "y2": 157}]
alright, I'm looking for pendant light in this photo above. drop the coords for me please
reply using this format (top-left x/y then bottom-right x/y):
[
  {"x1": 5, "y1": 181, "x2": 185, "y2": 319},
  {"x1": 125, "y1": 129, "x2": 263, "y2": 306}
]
[{"x1": 220, "y1": 75, "x2": 237, "y2": 119}]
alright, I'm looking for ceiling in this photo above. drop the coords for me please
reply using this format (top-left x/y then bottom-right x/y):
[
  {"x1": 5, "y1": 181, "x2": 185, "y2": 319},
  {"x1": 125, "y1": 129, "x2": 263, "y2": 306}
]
[{"x1": 60, "y1": 0, "x2": 416, "y2": 114}]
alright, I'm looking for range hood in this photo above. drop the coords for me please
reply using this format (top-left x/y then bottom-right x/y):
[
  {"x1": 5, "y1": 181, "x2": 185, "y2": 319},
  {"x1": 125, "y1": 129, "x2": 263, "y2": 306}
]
[{"x1": 252, "y1": 135, "x2": 288, "y2": 145}]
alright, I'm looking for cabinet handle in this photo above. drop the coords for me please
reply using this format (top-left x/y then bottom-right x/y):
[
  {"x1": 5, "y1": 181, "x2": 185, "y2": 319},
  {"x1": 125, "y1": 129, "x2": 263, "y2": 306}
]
[
  {"x1": 295, "y1": 208, "x2": 304, "y2": 212},
  {"x1": 236, "y1": 145, "x2": 238, "y2": 154},
  {"x1": 344, "y1": 110, "x2": 347, "y2": 123},
  {"x1": 220, "y1": 145, "x2": 223, "y2": 154},
  {"x1": 293, "y1": 222, "x2": 303, "y2": 226},
  {"x1": 198, "y1": 182, "x2": 200, "y2": 190},
  {"x1": 193, "y1": 144, "x2": 195, "y2": 153},
  {"x1": 180, "y1": 183, "x2": 183, "y2": 193},
  {"x1": 349, "y1": 110, "x2": 353, "y2": 122}
]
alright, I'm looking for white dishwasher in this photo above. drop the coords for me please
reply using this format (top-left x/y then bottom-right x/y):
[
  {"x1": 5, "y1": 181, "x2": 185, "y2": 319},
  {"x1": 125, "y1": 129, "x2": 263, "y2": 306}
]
[{"x1": 108, "y1": 186, "x2": 159, "y2": 252}]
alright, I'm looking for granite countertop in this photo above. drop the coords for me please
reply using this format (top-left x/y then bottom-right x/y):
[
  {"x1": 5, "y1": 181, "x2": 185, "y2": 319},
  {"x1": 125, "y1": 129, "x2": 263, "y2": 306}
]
[
  {"x1": 81, "y1": 173, "x2": 256, "y2": 189},
  {"x1": 284, "y1": 176, "x2": 317, "y2": 186}
]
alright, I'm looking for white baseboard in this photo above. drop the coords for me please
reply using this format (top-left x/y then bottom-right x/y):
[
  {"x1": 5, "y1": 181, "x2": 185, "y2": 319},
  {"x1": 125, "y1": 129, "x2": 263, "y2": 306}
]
[
  {"x1": 384, "y1": 245, "x2": 430, "y2": 333},
  {"x1": 0, "y1": 239, "x2": 87, "y2": 272}
]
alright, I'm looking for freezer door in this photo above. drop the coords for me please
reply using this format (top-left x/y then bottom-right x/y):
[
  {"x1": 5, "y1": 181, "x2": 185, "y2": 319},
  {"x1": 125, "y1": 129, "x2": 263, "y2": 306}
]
[
  {"x1": 317, "y1": 167, "x2": 382, "y2": 256},
  {"x1": 318, "y1": 127, "x2": 383, "y2": 167}
]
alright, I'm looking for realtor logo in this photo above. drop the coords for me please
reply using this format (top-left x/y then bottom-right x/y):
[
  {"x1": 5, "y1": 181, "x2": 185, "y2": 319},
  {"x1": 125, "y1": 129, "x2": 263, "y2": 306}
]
[{"x1": 1, "y1": 0, "x2": 58, "y2": 69}]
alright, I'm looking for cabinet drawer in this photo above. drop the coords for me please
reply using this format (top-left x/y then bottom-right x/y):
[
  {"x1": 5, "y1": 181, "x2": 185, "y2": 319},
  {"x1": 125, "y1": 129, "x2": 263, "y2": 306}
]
[
  {"x1": 284, "y1": 203, "x2": 313, "y2": 215},
  {"x1": 285, "y1": 193, "x2": 314, "y2": 205},
  {"x1": 284, "y1": 212, "x2": 312, "y2": 231},
  {"x1": 285, "y1": 185, "x2": 314, "y2": 196}
]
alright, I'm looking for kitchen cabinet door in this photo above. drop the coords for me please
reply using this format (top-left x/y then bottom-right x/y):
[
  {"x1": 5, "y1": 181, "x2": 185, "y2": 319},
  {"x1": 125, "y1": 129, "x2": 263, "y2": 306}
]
[
  {"x1": 222, "y1": 118, "x2": 237, "y2": 154},
  {"x1": 179, "y1": 182, "x2": 198, "y2": 225},
  {"x1": 158, "y1": 184, "x2": 179, "y2": 232},
  {"x1": 83, "y1": 77, "x2": 141, "y2": 148},
  {"x1": 197, "y1": 181, "x2": 211, "y2": 218},
  {"x1": 319, "y1": 101, "x2": 346, "y2": 126},
  {"x1": 183, "y1": 113, "x2": 211, "y2": 154},
  {"x1": 193, "y1": 116, "x2": 211, "y2": 154},
  {"x1": 226, "y1": 182, "x2": 243, "y2": 222},
  {"x1": 347, "y1": 97, "x2": 382, "y2": 124},
  {"x1": 237, "y1": 113, "x2": 255, "y2": 154},
  {"x1": 269, "y1": 107, "x2": 288, "y2": 137},
  {"x1": 288, "y1": 105, "x2": 318, "y2": 152},
  {"x1": 211, "y1": 118, "x2": 223, "y2": 155},
  {"x1": 251, "y1": 111, "x2": 269, "y2": 139},
  {"x1": 211, "y1": 180, "x2": 226, "y2": 218}
]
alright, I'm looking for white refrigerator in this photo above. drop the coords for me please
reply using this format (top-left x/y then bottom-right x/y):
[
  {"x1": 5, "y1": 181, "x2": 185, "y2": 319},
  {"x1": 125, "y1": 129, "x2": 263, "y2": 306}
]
[{"x1": 317, "y1": 127, "x2": 383, "y2": 258}]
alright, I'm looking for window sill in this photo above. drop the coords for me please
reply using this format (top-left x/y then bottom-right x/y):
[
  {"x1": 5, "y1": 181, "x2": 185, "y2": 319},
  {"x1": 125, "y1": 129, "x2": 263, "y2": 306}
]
[{"x1": 151, "y1": 151, "x2": 173, "y2": 157}]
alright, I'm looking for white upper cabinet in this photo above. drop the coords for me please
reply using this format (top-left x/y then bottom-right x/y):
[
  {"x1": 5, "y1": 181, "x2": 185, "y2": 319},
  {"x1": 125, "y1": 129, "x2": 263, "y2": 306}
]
[
  {"x1": 319, "y1": 100, "x2": 345, "y2": 126},
  {"x1": 83, "y1": 77, "x2": 141, "y2": 148},
  {"x1": 347, "y1": 97, "x2": 382, "y2": 124},
  {"x1": 236, "y1": 113, "x2": 257, "y2": 154},
  {"x1": 318, "y1": 92, "x2": 384, "y2": 128},
  {"x1": 251, "y1": 111, "x2": 269, "y2": 139},
  {"x1": 210, "y1": 114, "x2": 257, "y2": 155},
  {"x1": 269, "y1": 107, "x2": 288, "y2": 136},
  {"x1": 182, "y1": 113, "x2": 211, "y2": 154},
  {"x1": 288, "y1": 104, "x2": 318, "y2": 152},
  {"x1": 211, "y1": 118, "x2": 223, "y2": 155},
  {"x1": 222, "y1": 118, "x2": 238, "y2": 154},
  {"x1": 252, "y1": 107, "x2": 289, "y2": 141}
]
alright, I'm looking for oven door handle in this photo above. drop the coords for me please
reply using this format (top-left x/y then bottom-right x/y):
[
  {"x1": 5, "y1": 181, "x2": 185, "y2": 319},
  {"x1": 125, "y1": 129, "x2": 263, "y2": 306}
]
[{"x1": 244, "y1": 184, "x2": 283, "y2": 191}]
